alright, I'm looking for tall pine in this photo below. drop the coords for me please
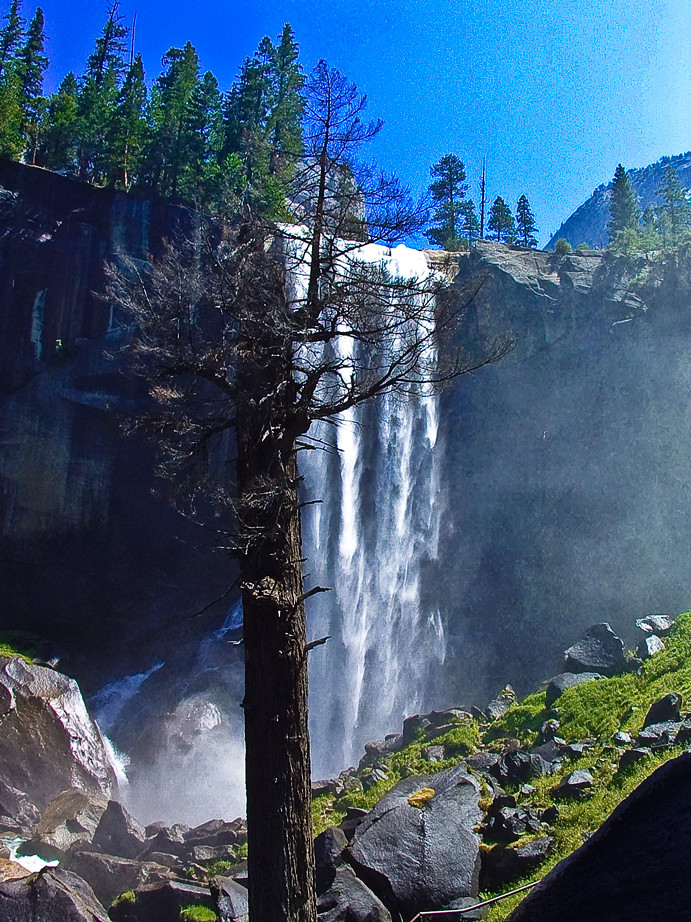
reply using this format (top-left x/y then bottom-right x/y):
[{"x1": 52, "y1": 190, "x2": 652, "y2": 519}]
[
  {"x1": 0, "y1": 0, "x2": 24, "y2": 83},
  {"x1": 607, "y1": 164, "x2": 640, "y2": 241},
  {"x1": 657, "y1": 164, "x2": 691, "y2": 246},
  {"x1": 425, "y1": 154, "x2": 468, "y2": 249},
  {"x1": 106, "y1": 53, "x2": 148, "y2": 189},
  {"x1": 487, "y1": 195, "x2": 515, "y2": 243},
  {"x1": 16, "y1": 6, "x2": 47, "y2": 160},
  {"x1": 515, "y1": 194, "x2": 538, "y2": 247}
]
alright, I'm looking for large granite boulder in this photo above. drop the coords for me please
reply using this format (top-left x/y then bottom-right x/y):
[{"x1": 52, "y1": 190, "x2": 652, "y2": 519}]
[
  {"x1": 347, "y1": 765, "x2": 482, "y2": 916},
  {"x1": 22, "y1": 788, "x2": 108, "y2": 858},
  {"x1": 506, "y1": 751, "x2": 691, "y2": 921},
  {"x1": 91, "y1": 800, "x2": 147, "y2": 859},
  {"x1": 211, "y1": 875, "x2": 250, "y2": 922},
  {"x1": 109, "y1": 879, "x2": 215, "y2": 922},
  {"x1": 0, "y1": 867, "x2": 109, "y2": 922},
  {"x1": 563, "y1": 623, "x2": 630, "y2": 677},
  {"x1": 544, "y1": 672, "x2": 603, "y2": 708},
  {"x1": 0, "y1": 656, "x2": 117, "y2": 815}
]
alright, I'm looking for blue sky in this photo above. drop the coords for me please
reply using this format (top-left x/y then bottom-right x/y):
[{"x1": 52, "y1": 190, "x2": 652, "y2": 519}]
[{"x1": 21, "y1": 0, "x2": 691, "y2": 245}]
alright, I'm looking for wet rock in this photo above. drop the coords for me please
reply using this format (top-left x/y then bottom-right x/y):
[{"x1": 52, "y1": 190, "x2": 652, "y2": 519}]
[
  {"x1": 0, "y1": 779, "x2": 40, "y2": 833},
  {"x1": 540, "y1": 805, "x2": 560, "y2": 825},
  {"x1": 637, "y1": 635, "x2": 665, "y2": 659},
  {"x1": 643, "y1": 693, "x2": 682, "y2": 727},
  {"x1": 562, "y1": 739, "x2": 596, "y2": 758},
  {"x1": 506, "y1": 752, "x2": 691, "y2": 922},
  {"x1": 563, "y1": 624, "x2": 629, "y2": 677},
  {"x1": 481, "y1": 836, "x2": 555, "y2": 891},
  {"x1": 347, "y1": 765, "x2": 482, "y2": 916},
  {"x1": 531, "y1": 740, "x2": 564, "y2": 765},
  {"x1": 139, "y1": 826, "x2": 188, "y2": 859},
  {"x1": 0, "y1": 657, "x2": 116, "y2": 814},
  {"x1": 466, "y1": 752, "x2": 500, "y2": 774},
  {"x1": 443, "y1": 896, "x2": 487, "y2": 921},
  {"x1": 185, "y1": 818, "x2": 246, "y2": 848},
  {"x1": 362, "y1": 767, "x2": 389, "y2": 791},
  {"x1": 636, "y1": 721, "x2": 681, "y2": 749},
  {"x1": 91, "y1": 800, "x2": 147, "y2": 860},
  {"x1": 674, "y1": 719, "x2": 691, "y2": 747},
  {"x1": 211, "y1": 875, "x2": 249, "y2": 922},
  {"x1": 613, "y1": 731, "x2": 632, "y2": 745},
  {"x1": 551, "y1": 770, "x2": 593, "y2": 799},
  {"x1": 317, "y1": 864, "x2": 391, "y2": 922},
  {"x1": 65, "y1": 850, "x2": 174, "y2": 908},
  {"x1": 109, "y1": 879, "x2": 214, "y2": 922},
  {"x1": 315, "y1": 826, "x2": 347, "y2": 894},
  {"x1": 544, "y1": 672, "x2": 603, "y2": 708},
  {"x1": 0, "y1": 858, "x2": 30, "y2": 883},
  {"x1": 186, "y1": 845, "x2": 232, "y2": 865},
  {"x1": 485, "y1": 687, "x2": 517, "y2": 721},
  {"x1": 635, "y1": 614, "x2": 674, "y2": 635},
  {"x1": 0, "y1": 867, "x2": 109, "y2": 922},
  {"x1": 28, "y1": 789, "x2": 108, "y2": 857}
]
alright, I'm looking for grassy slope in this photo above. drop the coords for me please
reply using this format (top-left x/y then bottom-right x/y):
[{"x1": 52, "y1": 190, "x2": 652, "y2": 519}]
[{"x1": 313, "y1": 609, "x2": 691, "y2": 920}]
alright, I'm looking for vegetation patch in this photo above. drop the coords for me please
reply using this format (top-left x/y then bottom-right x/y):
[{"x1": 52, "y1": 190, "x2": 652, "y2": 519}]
[{"x1": 179, "y1": 906, "x2": 217, "y2": 922}]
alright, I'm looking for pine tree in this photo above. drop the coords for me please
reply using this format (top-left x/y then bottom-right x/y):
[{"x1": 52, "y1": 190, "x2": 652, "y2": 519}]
[
  {"x1": 16, "y1": 5, "x2": 47, "y2": 158},
  {"x1": 106, "y1": 53, "x2": 148, "y2": 189},
  {"x1": 0, "y1": 71, "x2": 23, "y2": 158},
  {"x1": 0, "y1": 0, "x2": 24, "y2": 84},
  {"x1": 515, "y1": 194, "x2": 538, "y2": 247},
  {"x1": 177, "y1": 69, "x2": 223, "y2": 203},
  {"x1": 425, "y1": 153, "x2": 468, "y2": 249},
  {"x1": 145, "y1": 42, "x2": 201, "y2": 198},
  {"x1": 487, "y1": 195, "x2": 515, "y2": 243},
  {"x1": 37, "y1": 71, "x2": 79, "y2": 170},
  {"x1": 657, "y1": 164, "x2": 691, "y2": 246},
  {"x1": 459, "y1": 198, "x2": 479, "y2": 246},
  {"x1": 267, "y1": 23, "x2": 304, "y2": 177},
  {"x1": 607, "y1": 164, "x2": 640, "y2": 242},
  {"x1": 76, "y1": 1, "x2": 129, "y2": 181}
]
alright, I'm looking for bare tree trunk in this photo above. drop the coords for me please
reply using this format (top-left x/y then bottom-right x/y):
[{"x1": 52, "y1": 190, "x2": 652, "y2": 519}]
[{"x1": 235, "y1": 286, "x2": 317, "y2": 922}]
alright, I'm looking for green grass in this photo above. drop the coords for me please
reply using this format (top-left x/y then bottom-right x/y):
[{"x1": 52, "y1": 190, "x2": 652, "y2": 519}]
[
  {"x1": 312, "y1": 608, "x2": 691, "y2": 921},
  {"x1": 179, "y1": 906, "x2": 217, "y2": 922}
]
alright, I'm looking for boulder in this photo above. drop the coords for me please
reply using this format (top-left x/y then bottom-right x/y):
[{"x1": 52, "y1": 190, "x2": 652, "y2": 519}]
[
  {"x1": 317, "y1": 864, "x2": 391, "y2": 922},
  {"x1": 481, "y1": 837, "x2": 555, "y2": 891},
  {"x1": 315, "y1": 826, "x2": 347, "y2": 894},
  {"x1": 618, "y1": 748, "x2": 650, "y2": 771},
  {"x1": 637, "y1": 635, "x2": 665, "y2": 659},
  {"x1": 0, "y1": 657, "x2": 117, "y2": 813},
  {"x1": 636, "y1": 721, "x2": 681, "y2": 749},
  {"x1": 563, "y1": 624, "x2": 629, "y2": 677},
  {"x1": 551, "y1": 770, "x2": 593, "y2": 799},
  {"x1": 401, "y1": 715, "x2": 431, "y2": 745},
  {"x1": 482, "y1": 806, "x2": 541, "y2": 843},
  {"x1": 544, "y1": 672, "x2": 603, "y2": 708},
  {"x1": 643, "y1": 693, "x2": 682, "y2": 727},
  {"x1": 486, "y1": 686, "x2": 517, "y2": 721},
  {"x1": 506, "y1": 752, "x2": 691, "y2": 921},
  {"x1": 210, "y1": 875, "x2": 249, "y2": 922},
  {"x1": 489, "y1": 749, "x2": 552, "y2": 784},
  {"x1": 0, "y1": 867, "x2": 109, "y2": 922},
  {"x1": 347, "y1": 765, "x2": 482, "y2": 916},
  {"x1": 66, "y1": 850, "x2": 174, "y2": 908},
  {"x1": 635, "y1": 614, "x2": 674, "y2": 635},
  {"x1": 338, "y1": 808, "x2": 369, "y2": 842},
  {"x1": 184, "y1": 818, "x2": 246, "y2": 848},
  {"x1": 91, "y1": 800, "x2": 147, "y2": 859},
  {"x1": 109, "y1": 879, "x2": 214, "y2": 922},
  {"x1": 27, "y1": 788, "x2": 108, "y2": 857}
]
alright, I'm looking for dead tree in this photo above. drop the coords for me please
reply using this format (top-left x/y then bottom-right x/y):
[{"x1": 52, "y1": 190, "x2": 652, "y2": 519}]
[{"x1": 107, "y1": 59, "x2": 509, "y2": 922}]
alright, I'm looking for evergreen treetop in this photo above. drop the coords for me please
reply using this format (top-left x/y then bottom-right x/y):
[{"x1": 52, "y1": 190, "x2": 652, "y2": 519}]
[
  {"x1": 515, "y1": 194, "x2": 538, "y2": 247},
  {"x1": 425, "y1": 153, "x2": 468, "y2": 249},
  {"x1": 607, "y1": 163, "x2": 640, "y2": 241},
  {"x1": 487, "y1": 195, "x2": 515, "y2": 243}
]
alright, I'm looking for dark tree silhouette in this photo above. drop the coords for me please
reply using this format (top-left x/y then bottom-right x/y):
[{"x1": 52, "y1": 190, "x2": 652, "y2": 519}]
[{"x1": 107, "y1": 60, "x2": 507, "y2": 922}]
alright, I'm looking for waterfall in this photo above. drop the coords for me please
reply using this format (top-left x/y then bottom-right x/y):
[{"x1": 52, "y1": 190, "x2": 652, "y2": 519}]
[{"x1": 299, "y1": 242, "x2": 447, "y2": 777}]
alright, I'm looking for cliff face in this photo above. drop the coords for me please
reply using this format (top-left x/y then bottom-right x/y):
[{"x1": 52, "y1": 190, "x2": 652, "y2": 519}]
[
  {"x1": 430, "y1": 242, "x2": 691, "y2": 704},
  {"x1": 1, "y1": 161, "x2": 691, "y2": 780},
  {"x1": 0, "y1": 161, "x2": 238, "y2": 693}
]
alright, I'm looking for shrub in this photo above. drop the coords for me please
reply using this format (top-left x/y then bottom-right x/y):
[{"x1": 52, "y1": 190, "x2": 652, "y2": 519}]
[
  {"x1": 179, "y1": 906, "x2": 217, "y2": 922},
  {"x1": 554, "y1": 238, "x2": 572, "y2": 254}
]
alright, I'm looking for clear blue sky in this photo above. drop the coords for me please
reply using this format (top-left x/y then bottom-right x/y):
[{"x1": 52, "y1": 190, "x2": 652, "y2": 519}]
[{"x1": 22, "y1": 0, "x2": 691, "y2": 246}]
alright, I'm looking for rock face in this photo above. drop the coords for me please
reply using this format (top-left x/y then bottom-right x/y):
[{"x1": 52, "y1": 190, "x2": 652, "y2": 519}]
[
  {"x1": 563, "y1": 623, "x2": 630, "y2": 677},
  {"x1": 347, "y1": 766, "x2": 482, "y2": 916},
  {"x1": 0, "y1": 868, "x2": 110, "y2": 922},
  {"x1": 0, "y1": 656, "x2": 116, "y2": 816},
  {"x1": 507, "y1": 751, "x2": 691, "y2": 921}
]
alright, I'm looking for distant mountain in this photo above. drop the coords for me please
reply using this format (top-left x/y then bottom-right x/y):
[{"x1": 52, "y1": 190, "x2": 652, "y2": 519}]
[{"x1": 547, "y1": 151, "x2": 691, "y2": 250}]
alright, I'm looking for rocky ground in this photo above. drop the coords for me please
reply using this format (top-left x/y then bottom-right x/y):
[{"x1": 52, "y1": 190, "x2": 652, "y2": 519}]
[{"x1": 1, "y1": 609, "x2": 691, "y2": 921}]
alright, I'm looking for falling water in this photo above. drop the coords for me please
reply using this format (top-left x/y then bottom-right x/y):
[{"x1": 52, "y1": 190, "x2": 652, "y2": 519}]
[{"x1": 299, "y1": 242, "x2": 447, "y2": 777}]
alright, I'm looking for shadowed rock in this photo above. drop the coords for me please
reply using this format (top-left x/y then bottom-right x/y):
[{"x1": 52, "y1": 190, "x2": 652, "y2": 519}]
[
  {"x1": 91, "y1": 800, "x2": 147, "y2": 859},
  {"x1": 211, "y1": 875, "x2": 249, "y2": 922},
  {"x1": 506, "y1": 752, "x2": 691, "y2": 921},
  {"x1": 66, "y1": 850, "x2": 174, "y2": 908},
  {"x1": 317, "y1": 865, "x2": 391, "y2": 922},
  {"x1": 0, "y1": 867, "x2": 109, "y2": 922},
  {"x1": 544, "y1": 672, "x2": 603, "y2": 708},
  {"x1": 563, "y1": 624, "x2": 629, "y2": 677}
]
